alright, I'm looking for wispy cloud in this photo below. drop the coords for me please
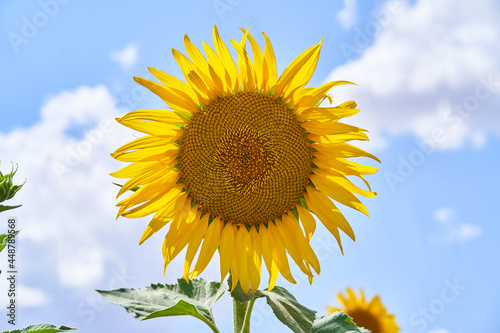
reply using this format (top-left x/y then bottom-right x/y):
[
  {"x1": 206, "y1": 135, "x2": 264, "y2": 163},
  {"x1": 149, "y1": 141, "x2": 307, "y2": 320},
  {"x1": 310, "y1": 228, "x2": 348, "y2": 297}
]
[
  {"x1": 432, "y1": 207, "x2": 482, "y2": 244},
  {"x1": 433, "y1": 207, "x2": 455, "y2": 225},
  {"x1": 18, "y1": 284, "x2": 49, "y2": 308},
  {"x1": 109, "y1": 43, "x2": 139, "y2": 69},
  {"x1": 337, "y1": 0, "x2": 357, "y2": 30}
]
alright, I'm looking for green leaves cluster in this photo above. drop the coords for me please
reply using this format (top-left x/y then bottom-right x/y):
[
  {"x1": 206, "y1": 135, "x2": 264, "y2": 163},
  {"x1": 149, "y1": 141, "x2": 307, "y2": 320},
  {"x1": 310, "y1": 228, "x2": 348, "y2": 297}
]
[
  {"x1": 98, "y1": 278, "x2": 371, "y2": 333},
  {"x1": 0, "y1": 162, "x2": 25, "y2": 213}
]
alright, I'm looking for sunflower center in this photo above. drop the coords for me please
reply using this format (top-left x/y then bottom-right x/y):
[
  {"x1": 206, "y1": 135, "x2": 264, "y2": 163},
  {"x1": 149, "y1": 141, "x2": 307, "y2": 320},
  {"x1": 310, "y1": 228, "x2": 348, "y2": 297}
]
[
  {"x1": 179, "y1": 91, "x2": 312, "y2": 226},
  {"x1": 227, "y1": 136, "x2": 269, "y2": 184},
  {"x1": 349, "y1": 310, "x2": 382, "y2": 333}
]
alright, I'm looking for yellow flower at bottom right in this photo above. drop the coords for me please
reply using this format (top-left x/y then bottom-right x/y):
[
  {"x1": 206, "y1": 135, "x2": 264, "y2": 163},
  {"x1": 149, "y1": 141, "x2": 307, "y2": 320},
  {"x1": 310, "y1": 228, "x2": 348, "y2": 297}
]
[{"x1": 326, "y1": 288, "x2": 399, "y2": 333}]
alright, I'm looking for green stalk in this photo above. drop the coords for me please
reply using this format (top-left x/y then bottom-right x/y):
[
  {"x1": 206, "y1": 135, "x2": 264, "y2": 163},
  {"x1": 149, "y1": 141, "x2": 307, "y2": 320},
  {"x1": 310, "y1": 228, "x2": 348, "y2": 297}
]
[{"x1": 233, "y1": 297, "x2": 256, "y2": 333}]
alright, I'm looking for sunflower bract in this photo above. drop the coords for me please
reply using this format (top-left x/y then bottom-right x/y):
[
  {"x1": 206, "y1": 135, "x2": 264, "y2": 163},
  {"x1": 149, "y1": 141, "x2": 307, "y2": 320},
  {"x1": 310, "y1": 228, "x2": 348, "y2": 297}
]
[{"x1": 112, "y1": 26, "x2": 379, "y2": 293}]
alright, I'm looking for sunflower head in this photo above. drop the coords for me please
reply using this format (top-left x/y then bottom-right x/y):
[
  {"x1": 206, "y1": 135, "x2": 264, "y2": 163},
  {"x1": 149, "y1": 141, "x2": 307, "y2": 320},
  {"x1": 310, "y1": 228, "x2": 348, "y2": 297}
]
[
  {"x1": 111, "y1": 26, "x2": 379, "y2": 293},
  {"x1": 327, "y1": 288, "x2": 399, "y2": 333}
]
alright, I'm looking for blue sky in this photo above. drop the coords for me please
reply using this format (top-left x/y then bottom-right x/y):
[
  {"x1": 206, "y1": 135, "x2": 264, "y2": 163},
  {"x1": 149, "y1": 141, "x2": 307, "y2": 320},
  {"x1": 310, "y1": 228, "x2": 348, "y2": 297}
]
[{"x1": 1, "y1": 0, "x2": 499, "y2": 332}]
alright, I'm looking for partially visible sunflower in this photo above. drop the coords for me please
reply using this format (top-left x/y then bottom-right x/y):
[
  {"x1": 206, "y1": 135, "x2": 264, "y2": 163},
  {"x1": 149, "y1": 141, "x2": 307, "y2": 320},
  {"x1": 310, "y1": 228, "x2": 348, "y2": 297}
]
[
  {"x1": 111, "y1": 26, "x2": 379, "y2": 293},
  {"x1": 327, "y1": 288, "x2": 398, "y2": 333}
]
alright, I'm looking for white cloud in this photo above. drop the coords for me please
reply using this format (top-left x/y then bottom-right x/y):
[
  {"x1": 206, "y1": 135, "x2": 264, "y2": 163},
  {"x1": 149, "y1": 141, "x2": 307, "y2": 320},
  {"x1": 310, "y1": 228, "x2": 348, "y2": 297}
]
[
  {"x1": 337, "y1": 0, "x2": 358, "y2": 30},
  {"x1": 110, "y1": 43, "x2": 139, "y2": 69},
  {"x1": 0, "y1": 85, "x2": 133, "y2": 290},
  {"x1": 17, "y1": 284, "x2": 49, "y2": 307},
  {"x1": 433, "y1": 207, "x2": 454, "y2": 225},
  {"x1": 57, "y1": 249, "x2": 107, "y2": 288},
  {"x1": 432, "y1": 207, "x2": 482, "y2": 244},
  {"x1": 327, "y1": 0, "x2": 500, "y2": 151},
  {"x1": 454, "y1": 223, "x2": 483, "y2": 242},
  {"x1": 428, "y1": 329, "x2": 450, "y2": 333}
]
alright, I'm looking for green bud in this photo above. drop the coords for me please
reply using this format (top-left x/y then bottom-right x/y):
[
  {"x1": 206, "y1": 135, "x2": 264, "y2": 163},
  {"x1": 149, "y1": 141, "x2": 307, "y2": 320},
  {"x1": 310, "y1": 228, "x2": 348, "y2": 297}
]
[{"x1": 0, "y1": 162, "x2": 25, "y2": 205}]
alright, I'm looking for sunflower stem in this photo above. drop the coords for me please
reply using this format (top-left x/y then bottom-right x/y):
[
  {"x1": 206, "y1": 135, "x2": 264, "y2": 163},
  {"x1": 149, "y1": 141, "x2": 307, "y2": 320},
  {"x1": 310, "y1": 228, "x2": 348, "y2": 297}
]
[{"x1": 233, "y1": 297, "x2": 255, "y2": 333}]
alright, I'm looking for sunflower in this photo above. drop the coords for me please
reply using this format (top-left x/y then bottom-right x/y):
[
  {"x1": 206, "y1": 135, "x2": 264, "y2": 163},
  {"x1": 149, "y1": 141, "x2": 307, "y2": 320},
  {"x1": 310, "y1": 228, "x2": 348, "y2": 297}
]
[
  {"x1": 111, "y1": 26, "x2": 379, "y2": 294},
  {"x1": 327, "y1": 288, "x2": 398, "y2": 333}
]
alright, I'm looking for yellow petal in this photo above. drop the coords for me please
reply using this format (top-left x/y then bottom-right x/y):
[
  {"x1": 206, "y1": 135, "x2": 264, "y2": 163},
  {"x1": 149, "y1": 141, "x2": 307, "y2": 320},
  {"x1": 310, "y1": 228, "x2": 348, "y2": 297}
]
[
  {"x1": 308, "y1": 132, "x2": 370, "y2": 144},
  {"x1": 213, "y1": 25, "x2": 239, "y2": 92},
  {"x1": 274, "y1": 43, "x2": 321, "y2": 99},
  {"x1": 235, "y1": 226, "x2": 251, "y2": 294},
  {"x1": 265, "y1": 223, "x2": 297, "y2": 284},
  {"x1": 297, "y1": 107, "x2": 360, "y2": 122},
  {"x1": 162, "y1": 204, "x2": 198, "y2": 272},
  {"x1": 114, "y1": 135, "x2": 180, "y2": 156},
  {"x1": 134, "y1": 76, "x2": 198, "y2": 113},
  {"x1": 314, "y1": 142, "x2": 380, "y2": 163},
  {"x1": 229, "y1": 39, "x2": 255, "y2": 91},
  {"x1": 304, "y1": 189, "x2": 345, "y2": 254},
  {"x1": 191, "y1": 217, "x2": 223, "y2": 278},
  {"x1": 147, "y1": 67, "x2": 199, "y2": 105},
  {"x1": 172, "y1": 48, "x2": 215, "y2": 102},
  {"x1": 202, "y1": 41, "x2": 231, "y2": 92},
  {"x1": 138, "y1": 188, "x2": 186, "y2": 244},
  {"x1": 117, "y1": 118, "x2": 180, "y2": 137},
  {"x1": 230, "y1": 224, "x2": 241, "y2": 292},
  {"x1": 313, "y1": 168, "x2": 376, "y2": 198},
  {"x1": 262, "y1": 31, "x2": 277, "y2": 91},
  {"x1": 282, "y1": 214, "x2": 320, "y2": 275},
  {"x1": 260, "y1": 226, "x2": 279, "y2": 290},
  {"x1": 118, "y1": 109, "x2": 186, "y2": 124},
  {"x1": 310, "y1": 173, "x2": 369, "y2": 216},
  {"x1": 275, "y1": 219, "x2": 312, "y2": 278},
  {"x1": 183, "y1": 213, "x2": 209, "y2": 280},
  {"x1": 305, "y1": 185, "x2": 355, "y2": 241},
  {"x1": 116, "y1": 165, "x2": 178, "y2": 198},
  {"x1": 295, "y1": 205, "x2": 316, "y2": 241},
  {"x1": 111, "y1": 160, "x2": 166, "y2": 179},
  {"x1": 302, "y1": 120, "x2": 366, "y2": 136},
  {"x1": 294, "y1": 81, "x2": 354, "y2": 109},
  {"x1": 112, "y1": 144, "x2": 177, "y2": 162},
  {"x1": 219, "y1": 223, "x2": 235, "y2": 282},
  {"x1": 249, "y1": 226, "x2": 262, "y2": 293},
  {"x1": 120, "y1": 183, "x2": 182, "y2": 219},
  {"x1": 184, "y1": 34, "x2": 210, "y2": 77},
  {"x1": 239, "y1": 28, "x2": 265, "y2": 90}
]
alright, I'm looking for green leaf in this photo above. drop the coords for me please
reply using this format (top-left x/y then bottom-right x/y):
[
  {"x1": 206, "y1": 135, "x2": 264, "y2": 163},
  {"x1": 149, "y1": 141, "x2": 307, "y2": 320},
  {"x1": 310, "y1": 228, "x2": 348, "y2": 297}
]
[
  {"x1": 97, "y1": 279, "x2": 225, "y2": 333},
  {"x1": 6, "y1": 183, "x2": 25, "y2": 201},
  {"x1": 312, "y1": 312, "x2": 371, "y2": 333},
  {"x1": 0, "y1": 230, "x2": 20, "y2": 253},
  {"x1": 2, "y1": 323, "x2": 75, "y2": 333},
  {"x1": 0, "y1": 205, "x2": 22, "y2": 213},
  {"x1": 229, "y1": 279, "x2": 316, "y2": 333},
  {"x1": 259, "y1": 287, "x2": 316, "y2": 333}
]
